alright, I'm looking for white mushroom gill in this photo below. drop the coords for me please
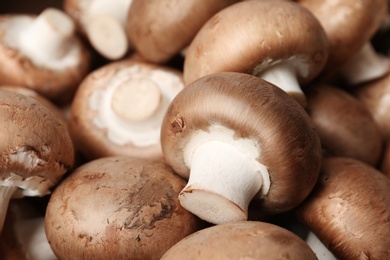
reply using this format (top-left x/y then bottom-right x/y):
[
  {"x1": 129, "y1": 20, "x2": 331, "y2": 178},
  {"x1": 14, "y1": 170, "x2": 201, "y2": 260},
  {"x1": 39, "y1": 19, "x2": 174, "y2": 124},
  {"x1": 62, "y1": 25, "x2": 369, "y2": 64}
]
[
  {"x1": 180, "y1": 124, "x2": 270, "y2": 224},
  {"x1": 1, "y1": 9, "x2": 80, "y2": 70},
  {"x1": 89, "y1": 65, "x2": 184, "y2": 147}
]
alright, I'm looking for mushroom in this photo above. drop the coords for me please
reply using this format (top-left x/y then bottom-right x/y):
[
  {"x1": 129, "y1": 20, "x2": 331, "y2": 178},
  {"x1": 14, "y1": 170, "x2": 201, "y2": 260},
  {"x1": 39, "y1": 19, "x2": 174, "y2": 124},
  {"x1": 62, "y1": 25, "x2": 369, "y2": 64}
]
[
  {"x1": 305, "y1": 83, "x2": 383, "y2": 166},
  {"x1": 161, "y1": 72, "x2": 322, "y2": 224},
  {"x1": 64, "y1": 0, "x2": 133, "y2": 60},
  {"x1": 45, "y1": 156, "x2": 202, "y2": 260},
  {"x1": 0, "y1": 8, "x2": 90, "y2": 104},
  {"x1": 161, "y1": 221, "x2": 317, "y2": 259},
  {"x1": 183, "y1": 0, "x2": 329, "y2": 107},
  {"x1": 353, "y1": 71, "x2": 390, "y2": 140},
  {"x1": 126, "y1": 0, "x2": 239, "y2": 64},
  {"x1": 295, "y1": 157, "x2": 390, "y2": 259},
  {"x1": 297, "y1": 0, "x2": 389, "y2": 85},
  {"x1": 70, "y1": 59, "x2": 184, "y2": 161},
  {"x1": 0, "y1": 89, "x2": 74, "y2": 234}
]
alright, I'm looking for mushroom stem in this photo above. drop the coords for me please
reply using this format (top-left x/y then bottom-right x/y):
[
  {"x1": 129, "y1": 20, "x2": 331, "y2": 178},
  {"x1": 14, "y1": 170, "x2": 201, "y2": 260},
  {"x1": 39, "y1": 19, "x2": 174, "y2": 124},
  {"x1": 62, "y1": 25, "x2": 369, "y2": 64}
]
[
  {"x1": 306, "y1": 231, "x2": 337, "y2": 260},
  {"x1": 180, "y1": 126, "x2": 270, "y2": 224},
  {"x1": 258, "y1": 63, "x2": 307, "y2": 107},
  {"x1": 20, "y1": 8, "x2": 75, "y2": 61},
  {"x1": 339, "y1": 43, "x2": 390, "y2": 85},
  {"x1": 111, "y1": 78, "x2": 163, "y2": 121},
  {"x1": 0, "y1": 186, "x2": 17, "y2": 234}
]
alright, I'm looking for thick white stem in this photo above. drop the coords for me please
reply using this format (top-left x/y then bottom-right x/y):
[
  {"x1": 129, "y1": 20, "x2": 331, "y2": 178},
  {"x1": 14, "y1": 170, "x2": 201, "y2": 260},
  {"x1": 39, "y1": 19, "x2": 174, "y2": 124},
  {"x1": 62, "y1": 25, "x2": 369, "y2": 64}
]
[
  {"x1": 259, "y1": 63, "x2": 306, "y2": 107},
  {"x1": 306, "y1": 231, "x2": 337, "y2": 260},
  {"x1": 19, "y1": 8, "x2": 75, "y2": 61},
  {"x1": 0, "y1": 186, "x2": 17, "y2": 234},
  {"x1": 340, "y1": 43, "x2": 390, "y2": 85},
  {"x1": 180, "y1": 125, "x2": 270, "y2": 224}
]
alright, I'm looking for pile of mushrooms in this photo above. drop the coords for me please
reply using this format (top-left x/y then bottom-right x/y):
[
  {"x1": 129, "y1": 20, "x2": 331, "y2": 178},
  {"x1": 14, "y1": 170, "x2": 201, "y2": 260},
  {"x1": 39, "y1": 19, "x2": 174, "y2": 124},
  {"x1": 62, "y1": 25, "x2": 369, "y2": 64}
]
[{"x1": 2, "y1": 0, "x2": 390, "y2": 259}]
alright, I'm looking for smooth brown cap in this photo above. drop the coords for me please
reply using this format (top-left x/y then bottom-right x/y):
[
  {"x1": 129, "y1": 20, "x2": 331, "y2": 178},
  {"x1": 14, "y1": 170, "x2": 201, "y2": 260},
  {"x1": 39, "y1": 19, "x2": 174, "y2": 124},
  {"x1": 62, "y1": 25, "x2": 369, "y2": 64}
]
[
  {"x1": 161, "y1": 72, "x2": 322, "y2": 214},
  {"x1": 45, "y1": 156, "x2": 202, "y2": 260},
  {"x1": 161, "y1": 221, "x2": 317, "y2": 259},
  {"x1": 296, "y1": 157, "x2": 390, "y2": 259},
  {"x1": 183, "y1": 0, "x2": 328, "y2": 85},
  {"x1": 306, "y1": 83, "x2": 383, "y2": 166}
]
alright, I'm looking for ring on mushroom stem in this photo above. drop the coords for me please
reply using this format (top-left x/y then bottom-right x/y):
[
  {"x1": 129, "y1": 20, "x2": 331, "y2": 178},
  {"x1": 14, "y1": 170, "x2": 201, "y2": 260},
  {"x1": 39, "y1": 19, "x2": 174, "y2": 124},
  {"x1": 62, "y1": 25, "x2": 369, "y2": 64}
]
[
  {"x1": 161, "y1": 72, "x2": 322, "y2": 224},
  {"x1": 183, "y1": 0, "x2": 329, "y2": 108}
]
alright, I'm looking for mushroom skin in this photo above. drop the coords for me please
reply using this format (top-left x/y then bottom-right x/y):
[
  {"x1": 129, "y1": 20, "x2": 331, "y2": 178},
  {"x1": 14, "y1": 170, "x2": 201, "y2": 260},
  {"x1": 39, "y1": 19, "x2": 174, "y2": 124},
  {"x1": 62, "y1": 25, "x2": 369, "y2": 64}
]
[
  {"x1": 70, "y1": 59, "x2": 184, "y2": 161},
  {"x1": 297, "y1": 0, "x2": 389, "y2": 84},
  {"x1": 0, "y1": 8, "x2": 90, "y2": 104},
  {"x1": 45, "y1": 156, "x2": 202, "y2": 260},
  {"x1": 161, "y1": 221, "x2": 317, "y2": 260},
  {"x1": 126, "y1": 0, "x2": 238, "y2": 64},
  {"x1": 183, "y1": 0, "x2": 329, "y2": 107},
  {"x1": 161, "y1": 72, "x2": 322, "y2": 224},
  {"x1": 0, "y1": 89, "x2": 74, "y2": 233},
  {"x1": 295, "y1": 157, "x2": 390, "y2": 259},
  {"x1": 305, "y1": 83, "x2": 383, "y2": 166},
  {"x1": 381, "y1": 141, "x2": 390, "y2": 177}
]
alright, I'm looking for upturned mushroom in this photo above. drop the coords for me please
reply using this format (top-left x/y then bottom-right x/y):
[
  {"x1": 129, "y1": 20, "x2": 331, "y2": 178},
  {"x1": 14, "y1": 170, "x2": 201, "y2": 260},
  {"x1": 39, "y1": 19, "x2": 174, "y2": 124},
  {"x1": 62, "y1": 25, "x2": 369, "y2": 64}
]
[
  {"x1": 0, "y1": 8, "x2": 90, "y2": 104},
  {"x1": 297, "y1": 0, "x2": 389, "y2": 85},
  {"x1": 70, "y1": 59, "x2": 184, "y2": 160},
  {"x1": 45, "y1": 156, "x2": 202, "y2": 260},
  {"x1": 0, "y1": 89, "x2": 74, "y2": 234},
  {"x1": 295, "y1": 157, "x2": 390, "y2": 259},
  {"x1": 305, "y1": 83, "x2": 383, "y2": 166},
  {"x1": 161, "y1": 72, "x2": 322, "y2": 224},
  {"x1": 126, "y1": 0, "x2": 238, "y2": 64},
  {"x1": 183, "y1": 0, "x2": 329, "y2": 107},
  {"x1": 64, "y1": 0, "x2": 133, "y2": 60},
  {"x1": 161, "y1": 221, "x2": 317, "y2": 259}
]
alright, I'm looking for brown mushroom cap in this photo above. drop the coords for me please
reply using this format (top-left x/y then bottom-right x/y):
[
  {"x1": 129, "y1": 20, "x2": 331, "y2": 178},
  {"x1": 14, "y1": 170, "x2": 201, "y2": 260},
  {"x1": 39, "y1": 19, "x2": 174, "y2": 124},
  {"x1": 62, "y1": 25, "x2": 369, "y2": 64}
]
[
  {"x1": 380, "y1": 141, "x2": 390, "y2": 177},
  {"x1": 0, "y1": 9, "x2": 90, "y2": 103},
  {"x1": 183, "y1": 0, "x2": 328, "y2": 87},
  {"x1": 126, "y1": 0, "x2": 238, "y2": 64},
  {"x1": 161, "y1": 221, "x2": 317, "y2": 260},
  {"x1": 70, "y1": 59, "x2": 184, "y2": 161},
  {"x1": 45, "y1": 156, "x2": 202, "y2": 260},
  {"x1": 305, "y1": 83, "x2": 383, "y2": 166},
  {"x1": 296, "y1": 157, "x2": 390, "y2": 259},
  {"x1": 161, "y1": 72, "x2": 322, "y2": 216},
  {"x1": 297, "y1": 0, "x2": 388, "y2": 76}
]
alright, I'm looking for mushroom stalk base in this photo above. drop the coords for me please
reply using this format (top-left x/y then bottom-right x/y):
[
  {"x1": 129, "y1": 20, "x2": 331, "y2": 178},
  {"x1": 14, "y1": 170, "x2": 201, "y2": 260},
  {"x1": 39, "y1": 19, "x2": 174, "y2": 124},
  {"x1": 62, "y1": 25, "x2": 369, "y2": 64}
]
[
  {"x1": 258, "y1": 63, "x2": 306, "y2": 107},
  {"x1": 180, "y1": 140, "x2": 269, "y2": 224},
  {"x1": 0, "y1": 186, "x2": 17, "y2": 234},
  {"x1": 339, "y1": 43, "x2": 390, "y2": 85}
]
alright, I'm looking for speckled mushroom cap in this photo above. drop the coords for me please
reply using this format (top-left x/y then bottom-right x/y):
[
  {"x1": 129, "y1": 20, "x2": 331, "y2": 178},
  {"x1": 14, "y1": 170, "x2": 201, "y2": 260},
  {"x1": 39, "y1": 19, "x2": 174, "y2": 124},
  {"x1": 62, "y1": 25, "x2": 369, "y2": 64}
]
[
  {"x1": 295, "y1": 157, "x2": 390, "y2": 259},
  {"x1": 161, "y1": 221, "x2": 317, "y2": 259},
  {"x1": 0, "y1": 89, "x2": 74, "y2": 196},
  {"x1": 161, "y1": 72, "x2": 322, "y2": 214},
  {"x1": 45, "y1": 156, "x2": 202, "y2": 260},
  {"x1": 70, "y1": 59, "x2": 184, "y2": 161},
  {"x1": 126, "y1": 0, "x2": 238, "y2": 64},
  {"x1": 297, "y1": 0, "x2": 388, "y2": 75},
  {"x1": 0, "y1": 10, "x2": 90, "y2": 103},
  {"x1": 183, "y1": 0, "x2": 328, "y2": 86},
  {"x1": 305, "y1": 83, "x2": 383, "y2": 166}
]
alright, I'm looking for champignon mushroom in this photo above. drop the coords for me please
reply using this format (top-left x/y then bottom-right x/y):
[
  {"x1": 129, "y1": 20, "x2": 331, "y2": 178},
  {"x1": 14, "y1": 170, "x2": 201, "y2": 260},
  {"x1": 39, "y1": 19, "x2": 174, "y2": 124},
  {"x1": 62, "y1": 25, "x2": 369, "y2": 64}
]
[
  {"x1": 297, "y1": 0, "x2": 389, "y2": 84},
  {"x1": 381, "y1": 141, "x2": 390, "y2": 177},
  {"x1": 305, "y1": 83, "x2": 383, "y2": 166},
  {"x1": 183, "y1": 0, "x2": 329, "y2": 107},
  {"x1": 70, "y1": 59, "x2": 184, "y2": 161},
  {"x1": 161, "y1": 221, "x2": 317, "y2": 259},
  {"x1": 0, "y1": 8, "x2": 90, "y2": 104},
  {"x1": 64, "y1": 0, "x2": 133, "y2": 60},
  {"x1": 0, "y1": 89, "x2": 74, "y2": 234},
  {"x1": 45, "y1": 156, "x2": 202, "y2": 260},
  {"x1": 126, "y1": 0, "x2": 238, "y2": 64},
  {"x1": 161, "y1": 72, "x2": 322, "y2": 224},
  {"x1": 295, "y1": 157, "x2": 390, "y2": 259}
]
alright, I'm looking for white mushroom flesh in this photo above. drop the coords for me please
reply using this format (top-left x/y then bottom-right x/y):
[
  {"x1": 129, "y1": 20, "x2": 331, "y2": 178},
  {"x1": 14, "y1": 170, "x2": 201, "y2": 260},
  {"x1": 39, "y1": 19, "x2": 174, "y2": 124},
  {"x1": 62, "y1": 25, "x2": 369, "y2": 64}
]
[
  {"x1": 89, "y1": 65, "x2": 184, "y2": 147},
  {"x1": 1, "y1": 8, "x2": 81, "y2": 70},
  {"x1": 306, "y1": 231, "x2": 337, "y2": 260},
  {"x1": 180, "y1": 124, "x2": 270, "y2": 224}
]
